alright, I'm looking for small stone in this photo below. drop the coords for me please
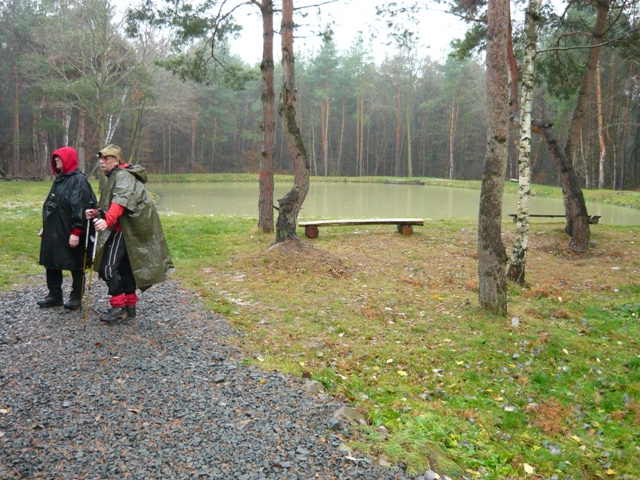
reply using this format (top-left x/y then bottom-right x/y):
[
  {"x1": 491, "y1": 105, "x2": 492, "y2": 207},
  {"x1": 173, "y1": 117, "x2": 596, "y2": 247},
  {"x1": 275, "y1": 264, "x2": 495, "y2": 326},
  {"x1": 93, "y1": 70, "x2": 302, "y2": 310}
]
[
  {"x1": 304, "y1": 380, "x2": 325, "y2": 394},
  {"x1": 332, "y1": 406, "x2": 368, "y2": 425}
]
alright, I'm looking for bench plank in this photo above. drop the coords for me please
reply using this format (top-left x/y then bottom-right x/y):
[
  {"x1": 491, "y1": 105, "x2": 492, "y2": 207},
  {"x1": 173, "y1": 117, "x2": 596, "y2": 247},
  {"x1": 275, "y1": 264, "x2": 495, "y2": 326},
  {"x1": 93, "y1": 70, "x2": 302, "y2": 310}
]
[
  {"x1": 299, "y1": 218, "x2": 424, "y2": 227},
  {"x1": 298, "y1": 218, "x2": 424, "y2": 239}
]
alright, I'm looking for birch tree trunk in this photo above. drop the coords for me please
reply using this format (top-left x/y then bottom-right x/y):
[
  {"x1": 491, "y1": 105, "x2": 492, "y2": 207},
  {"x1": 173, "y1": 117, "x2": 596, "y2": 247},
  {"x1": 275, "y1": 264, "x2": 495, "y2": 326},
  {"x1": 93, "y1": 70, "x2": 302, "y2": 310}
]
[
  {"x1": 507, "y1": 0, "x2": 542, "y2": 285},
  {"x1": 477, "y1": 0, "x2": 509, "y2": 315},
  {"x1": 274, "y1": 0, "x2": 309, "y2": 243}
]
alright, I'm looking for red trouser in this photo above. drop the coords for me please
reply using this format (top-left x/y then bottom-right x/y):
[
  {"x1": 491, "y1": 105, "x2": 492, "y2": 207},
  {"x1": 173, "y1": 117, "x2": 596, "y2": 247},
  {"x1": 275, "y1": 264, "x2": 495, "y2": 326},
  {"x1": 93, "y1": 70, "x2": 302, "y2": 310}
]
[{"x1": 99, "y1": 230, "x2": 137, "y2": 308}]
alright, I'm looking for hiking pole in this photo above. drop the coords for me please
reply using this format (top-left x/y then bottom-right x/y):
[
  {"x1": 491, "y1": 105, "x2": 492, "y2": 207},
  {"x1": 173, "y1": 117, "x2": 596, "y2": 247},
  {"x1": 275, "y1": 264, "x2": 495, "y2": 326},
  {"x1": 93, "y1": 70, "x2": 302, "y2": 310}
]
[
  {"x1": 79, "y1": 217, "x2": 91, "y2": 315},
  {"x1": 82, "y1": 221, "x2": 98, "y2": 331}
]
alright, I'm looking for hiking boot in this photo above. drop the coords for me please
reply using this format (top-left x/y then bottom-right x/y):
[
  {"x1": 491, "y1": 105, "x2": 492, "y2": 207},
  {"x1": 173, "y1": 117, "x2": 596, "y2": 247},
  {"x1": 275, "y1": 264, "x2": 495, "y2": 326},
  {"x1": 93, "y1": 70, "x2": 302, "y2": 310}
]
[
  {"x1": 65, "y1": 295, "x2": 82, "y2": 311},
  {"x1": 37, "y1": 295, "x2": 64, "y2": 308},
  {"x1": 125, "y1": 305, "x2": 137, "y2": 319},
  {"x1": 99, "y1": 307, "x2": 127, "y2": 323}
]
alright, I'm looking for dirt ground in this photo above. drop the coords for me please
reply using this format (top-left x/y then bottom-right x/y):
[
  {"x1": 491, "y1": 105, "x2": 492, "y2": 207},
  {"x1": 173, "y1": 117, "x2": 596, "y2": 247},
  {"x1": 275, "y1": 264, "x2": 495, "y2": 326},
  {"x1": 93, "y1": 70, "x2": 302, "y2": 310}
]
[{"x1": 263, "y1": 220, "x2": 638, "y2": 308}]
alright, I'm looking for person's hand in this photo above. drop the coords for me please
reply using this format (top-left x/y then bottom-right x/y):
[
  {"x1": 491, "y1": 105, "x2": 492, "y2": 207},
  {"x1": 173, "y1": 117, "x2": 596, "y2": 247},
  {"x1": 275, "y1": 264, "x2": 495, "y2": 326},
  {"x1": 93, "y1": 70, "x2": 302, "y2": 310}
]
[
  {"x1": 69, "y1": 234, "x2": 80, "y2": 248},
  {"x1": 93, "y1": 218, "x2": 108, "y2": 232},
  {"x1": 85, "y1": 209, "x2": 98, "y2": 219},
  {"x1": 38, "y1": 228, "x2": 43, "y2": 237}
]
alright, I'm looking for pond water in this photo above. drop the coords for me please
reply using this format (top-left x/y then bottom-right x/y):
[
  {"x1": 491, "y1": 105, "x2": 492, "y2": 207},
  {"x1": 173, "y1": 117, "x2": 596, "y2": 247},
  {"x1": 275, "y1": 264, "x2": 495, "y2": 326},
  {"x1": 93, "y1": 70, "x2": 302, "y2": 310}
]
[{"x1": 150, "y1": 182, "x2": 640, "y2": 226}]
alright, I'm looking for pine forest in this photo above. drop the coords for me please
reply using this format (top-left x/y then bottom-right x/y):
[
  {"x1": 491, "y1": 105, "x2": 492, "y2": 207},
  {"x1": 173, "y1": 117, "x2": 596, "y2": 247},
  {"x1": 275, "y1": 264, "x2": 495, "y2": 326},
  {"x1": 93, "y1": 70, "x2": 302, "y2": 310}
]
[{"x1": 1, "y1": 0, "x2": 640, "y2": 191}]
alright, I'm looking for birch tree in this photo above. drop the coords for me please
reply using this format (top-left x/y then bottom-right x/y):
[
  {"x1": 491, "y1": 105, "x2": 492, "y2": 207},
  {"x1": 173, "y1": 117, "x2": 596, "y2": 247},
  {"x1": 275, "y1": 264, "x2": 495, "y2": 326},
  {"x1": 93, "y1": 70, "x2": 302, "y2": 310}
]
[{"x1": 507, "y1": 0, "x2": 542, "y2": 285}]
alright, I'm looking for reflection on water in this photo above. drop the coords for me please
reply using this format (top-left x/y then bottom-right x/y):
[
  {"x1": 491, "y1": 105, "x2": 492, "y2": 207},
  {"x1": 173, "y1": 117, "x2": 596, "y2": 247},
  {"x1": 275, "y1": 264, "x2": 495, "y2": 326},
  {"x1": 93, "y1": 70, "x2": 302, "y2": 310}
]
[{"x1": 150, "y1": 182, "x2": 640, "y2": 226}]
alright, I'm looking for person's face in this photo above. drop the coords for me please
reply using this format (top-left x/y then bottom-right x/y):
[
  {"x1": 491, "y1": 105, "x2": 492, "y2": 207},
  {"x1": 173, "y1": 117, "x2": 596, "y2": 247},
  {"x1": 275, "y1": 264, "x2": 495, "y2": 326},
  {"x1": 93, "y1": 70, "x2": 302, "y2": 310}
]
[
  {"x1": 54, "y1": 156, "x2": 63, "y2": 171},
  {"x1": 99, "y1": 155, "x2": 119, "y2": 172}
]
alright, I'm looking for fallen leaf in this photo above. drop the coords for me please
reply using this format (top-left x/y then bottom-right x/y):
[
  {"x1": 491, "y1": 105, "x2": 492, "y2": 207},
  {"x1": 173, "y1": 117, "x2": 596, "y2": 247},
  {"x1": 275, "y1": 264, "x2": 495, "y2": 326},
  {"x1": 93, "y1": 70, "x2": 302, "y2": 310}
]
[
  {"x1": 606, "y1": 469, "x2": 617, "y2": 476},
  {"x1": 523, "y1": 463, "x2": 534, "y2": 474},
  {"x1": 397, "y1": 370, "x2": 408, "y2": 376}
]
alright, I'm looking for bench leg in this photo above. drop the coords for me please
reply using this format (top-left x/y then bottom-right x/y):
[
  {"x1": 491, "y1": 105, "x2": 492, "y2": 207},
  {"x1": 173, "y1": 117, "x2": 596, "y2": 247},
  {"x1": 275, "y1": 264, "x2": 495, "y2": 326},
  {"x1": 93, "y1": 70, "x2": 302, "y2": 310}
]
[
  {"x1": 397, "y1": 224, "x2": 413, "y2": 235},
  {"x1": 304, "y1": 225, "x2": 319, "y2": 239}
]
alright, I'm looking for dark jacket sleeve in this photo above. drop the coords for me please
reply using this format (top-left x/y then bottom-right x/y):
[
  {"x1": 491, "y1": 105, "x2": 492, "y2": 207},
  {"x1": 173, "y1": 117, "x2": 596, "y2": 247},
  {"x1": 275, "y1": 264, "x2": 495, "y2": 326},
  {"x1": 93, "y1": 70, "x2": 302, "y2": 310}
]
[{"x1": 68, "y1": 174, "x2": 96, "y2": 233}]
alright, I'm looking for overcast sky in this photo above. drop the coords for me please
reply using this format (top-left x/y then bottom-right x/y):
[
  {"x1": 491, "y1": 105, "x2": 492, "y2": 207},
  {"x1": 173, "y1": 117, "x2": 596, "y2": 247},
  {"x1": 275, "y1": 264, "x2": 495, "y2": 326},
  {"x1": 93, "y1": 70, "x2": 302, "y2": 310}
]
[{"x1": 228, "y1": 0, "x2": 469, "y2": 65}]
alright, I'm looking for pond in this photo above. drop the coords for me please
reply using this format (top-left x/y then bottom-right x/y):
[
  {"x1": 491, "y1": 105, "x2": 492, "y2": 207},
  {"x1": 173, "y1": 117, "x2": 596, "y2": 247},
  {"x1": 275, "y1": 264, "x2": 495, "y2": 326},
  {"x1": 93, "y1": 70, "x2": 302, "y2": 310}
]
[{"x1": 150, "y1": 182, "x2": 640, "y2": 226}]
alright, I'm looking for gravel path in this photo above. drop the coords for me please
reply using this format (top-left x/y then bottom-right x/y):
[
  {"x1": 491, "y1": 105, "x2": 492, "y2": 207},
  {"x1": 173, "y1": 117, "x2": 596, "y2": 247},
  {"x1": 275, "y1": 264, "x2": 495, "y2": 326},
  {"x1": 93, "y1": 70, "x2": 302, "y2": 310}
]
[{"x1": 0, "y1": 278, "x2": 413, "y2": 479}]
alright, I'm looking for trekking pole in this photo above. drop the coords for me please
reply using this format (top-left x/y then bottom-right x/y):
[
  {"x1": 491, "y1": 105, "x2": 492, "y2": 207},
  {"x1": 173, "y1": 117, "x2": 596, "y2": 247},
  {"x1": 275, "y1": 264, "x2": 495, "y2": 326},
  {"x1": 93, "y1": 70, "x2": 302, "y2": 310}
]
[
  {"x1": 82, "y1": 221, "x2": 98, "y2": 331},
  {"x1": 79, "y1": 217, "x2": 90, "y2": 311}
]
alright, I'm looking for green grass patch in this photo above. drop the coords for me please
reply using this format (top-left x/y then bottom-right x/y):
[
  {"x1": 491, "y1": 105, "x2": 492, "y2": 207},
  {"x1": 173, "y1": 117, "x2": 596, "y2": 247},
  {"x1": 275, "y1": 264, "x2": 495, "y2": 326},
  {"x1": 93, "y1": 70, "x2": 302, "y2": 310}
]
[{"x1": 2, "y1": 178, "x2": 640, "y2": 478}]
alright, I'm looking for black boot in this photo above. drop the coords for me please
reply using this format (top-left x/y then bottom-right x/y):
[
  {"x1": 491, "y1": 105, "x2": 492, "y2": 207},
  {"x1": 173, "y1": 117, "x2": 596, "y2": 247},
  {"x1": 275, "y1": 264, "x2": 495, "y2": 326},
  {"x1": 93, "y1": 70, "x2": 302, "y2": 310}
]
[
  {"x1": 67, "y1": 270, "x2": 84, "y2": 310},
  {"x1": 64, "y1": 294, "x2": 82, "y2": 310},
  {"x1": 125, "y1": 305, "x2": 137, "y2": 319},
  {"x1": 37, "y1": 293, "x2": 63, "y2": 308},
  {"x1": 99, "y1": 307, "x2": 127, "y2": 323},
  {"x1": 65, "y1": 295, "x2": 82, "y2": 310}
]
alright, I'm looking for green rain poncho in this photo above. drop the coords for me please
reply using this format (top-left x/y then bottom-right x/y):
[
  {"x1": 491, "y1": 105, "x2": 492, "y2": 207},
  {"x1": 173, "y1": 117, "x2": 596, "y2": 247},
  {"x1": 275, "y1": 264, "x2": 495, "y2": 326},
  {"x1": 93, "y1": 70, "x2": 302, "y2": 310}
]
[{"x1": 94, "y1": 164, "x2": 174, "y2": 292}]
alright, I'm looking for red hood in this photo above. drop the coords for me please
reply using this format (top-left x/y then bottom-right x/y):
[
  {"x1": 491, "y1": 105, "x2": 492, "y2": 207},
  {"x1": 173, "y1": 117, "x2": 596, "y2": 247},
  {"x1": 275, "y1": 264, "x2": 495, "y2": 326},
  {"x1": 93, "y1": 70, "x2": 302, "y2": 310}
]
[{"x1": 51, "y1": 147, "x2": 79, "y2": 175}]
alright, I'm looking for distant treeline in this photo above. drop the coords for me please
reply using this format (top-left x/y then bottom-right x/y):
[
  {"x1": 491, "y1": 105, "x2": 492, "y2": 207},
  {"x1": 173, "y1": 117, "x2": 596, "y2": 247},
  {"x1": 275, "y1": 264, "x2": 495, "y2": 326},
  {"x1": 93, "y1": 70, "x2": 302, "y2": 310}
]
[{"x1": 1, "y1": 0, "x2": 639, "y2": 190}]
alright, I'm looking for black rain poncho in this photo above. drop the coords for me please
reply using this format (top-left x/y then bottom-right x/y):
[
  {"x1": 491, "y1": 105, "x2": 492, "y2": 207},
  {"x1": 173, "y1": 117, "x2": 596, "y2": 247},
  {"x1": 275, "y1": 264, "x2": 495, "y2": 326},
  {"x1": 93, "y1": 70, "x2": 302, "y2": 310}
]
[{"x1": 39, "y1": 147, "x2": 97, "y2": 271}]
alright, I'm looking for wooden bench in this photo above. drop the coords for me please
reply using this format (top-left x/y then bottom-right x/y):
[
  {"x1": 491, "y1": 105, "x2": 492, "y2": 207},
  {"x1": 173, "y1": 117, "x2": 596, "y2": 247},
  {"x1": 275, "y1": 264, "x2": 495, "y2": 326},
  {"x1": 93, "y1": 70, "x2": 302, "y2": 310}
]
[
  {"x1": 298, "y1": 218, "x2": 424, "y2": 239},
  {"x1": 508, "y1": 214, "x2": 601, "y2": 224}
]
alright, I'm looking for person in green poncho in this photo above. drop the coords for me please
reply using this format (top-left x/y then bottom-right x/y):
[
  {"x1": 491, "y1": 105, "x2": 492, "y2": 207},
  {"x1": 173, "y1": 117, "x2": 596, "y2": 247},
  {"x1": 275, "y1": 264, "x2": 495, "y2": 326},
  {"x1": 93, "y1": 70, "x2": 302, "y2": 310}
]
[{"x1": 86, "y1": 145, "x2": 174, "y2": 323}]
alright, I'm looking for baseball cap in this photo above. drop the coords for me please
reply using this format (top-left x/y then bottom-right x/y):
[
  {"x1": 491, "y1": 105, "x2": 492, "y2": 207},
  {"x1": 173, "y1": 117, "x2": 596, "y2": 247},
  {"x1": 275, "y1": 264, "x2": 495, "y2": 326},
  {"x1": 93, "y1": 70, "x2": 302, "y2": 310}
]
[{"x1": 98, "y1": 144, "x2": 123, "y2": 162}]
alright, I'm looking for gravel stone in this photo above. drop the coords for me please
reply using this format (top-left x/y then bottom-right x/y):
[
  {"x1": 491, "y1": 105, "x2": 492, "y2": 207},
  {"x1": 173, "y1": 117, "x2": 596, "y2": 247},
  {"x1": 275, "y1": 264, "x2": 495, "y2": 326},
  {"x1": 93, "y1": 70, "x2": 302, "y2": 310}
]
[{"x1": 0, "y1": 279, "x2": 413, "y2": 479}]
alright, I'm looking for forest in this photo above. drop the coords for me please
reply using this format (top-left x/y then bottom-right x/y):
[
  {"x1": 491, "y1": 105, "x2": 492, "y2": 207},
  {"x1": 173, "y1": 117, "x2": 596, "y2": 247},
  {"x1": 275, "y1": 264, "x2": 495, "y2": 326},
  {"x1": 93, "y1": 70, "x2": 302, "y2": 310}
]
[{"x1": 1, "y1": 0, "x2": 639, "y2": 190}]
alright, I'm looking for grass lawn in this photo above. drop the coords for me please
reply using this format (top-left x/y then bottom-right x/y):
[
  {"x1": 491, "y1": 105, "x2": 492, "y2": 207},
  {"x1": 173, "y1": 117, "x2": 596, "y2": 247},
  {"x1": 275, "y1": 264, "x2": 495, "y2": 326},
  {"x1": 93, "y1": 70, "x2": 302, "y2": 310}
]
[{"x1": 2, "y1": 178, "x2": 639, "y2": 479}]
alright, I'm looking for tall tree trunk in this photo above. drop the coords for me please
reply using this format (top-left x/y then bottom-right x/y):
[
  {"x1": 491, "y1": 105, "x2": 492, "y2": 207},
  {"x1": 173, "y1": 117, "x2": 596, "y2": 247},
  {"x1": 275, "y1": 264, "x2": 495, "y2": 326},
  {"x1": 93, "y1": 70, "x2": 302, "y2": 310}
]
[
  {"x1": 619, "y1": 63, "x2": 633, "y2": 189},
  {"x1": 507, "y1": 0, "x2": 542, "y2": 285},
  {"x1": 274, "y1": 0, "x2": 309, "y2": 243},
  {"x1": 394, "y1": 85, "x2": 401, "y2": 176},
  {"x1": 167, "y1": 123, "x2": 172, "y2": 174},
  {"x1": 581, "y1": 130, "x2": 591, "y2": 189},
  {"x1": 211, "y1": 118, "x2": 218, "y2": 169},
  {"x1": 357, "y1": 98, "x2": 364, "y2": 176},
  {"x1": 12, "y1": 63, "x2": 20, "y2": 177},
  {"x1": 448, "y1": 98, "x2": 458, "y2": 179},
  {"x1": 77, "y1": 110, "x2": 86, "y2": 173},
  {"x1": 533, "y1": 120, "x2": 590, "y2": 251},
  {"x1": 190, "y1": 112, "x2": 197, "y2": 172},
  {"x1": 477, "y1": 0, "x2": 509, "y2": 316},
  {"x1": 604, "y1": 56, "x2": 617, "y2": 189},
  {"x1": 405, "y1": 107, "x2": 412, "y2": 177},
  {"x1": 561, "y1": 0, "x2": 609, "y2": 246},
  {"x1": 595, "y1": 59, "x2": 606, "y2": 189},
  {"x1": 62, "y1": 108, "x2": 71, "y2": 147},
  {"x1": 337, "y1": 98, "x2": 345, "y2": 176},
  {"x1": 255, "y1": 0, "x2": 276, "y2": 233},
  {"x1": 321, "y1": 96, "x2": 329, "y2": 176}
]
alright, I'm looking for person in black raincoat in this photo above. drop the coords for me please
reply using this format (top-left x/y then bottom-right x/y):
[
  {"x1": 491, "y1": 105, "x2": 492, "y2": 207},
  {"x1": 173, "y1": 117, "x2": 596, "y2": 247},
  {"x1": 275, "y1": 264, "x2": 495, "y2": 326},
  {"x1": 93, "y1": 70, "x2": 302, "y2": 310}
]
[
  {"x1": 85, "y1": 145, "x2": 173, "y2": 323},
  {"x1": 38, "y1": 147, "x2": 97, "y2": 310}
]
